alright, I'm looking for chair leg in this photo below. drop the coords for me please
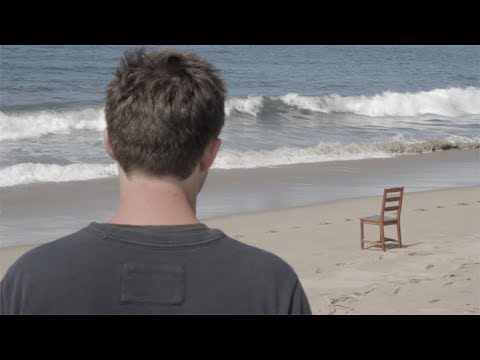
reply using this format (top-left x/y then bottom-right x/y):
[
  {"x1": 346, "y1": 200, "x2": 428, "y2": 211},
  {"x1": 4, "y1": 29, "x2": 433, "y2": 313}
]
[
  {"x1": 360, "y1": 221, "x2": 364, "y2": 250},
  {"x1": 397, "y1": 222, "x2": 402, "y2": 248},
  {"x1": 380, "y1": 224, "x2": 386, "y2": 252}
]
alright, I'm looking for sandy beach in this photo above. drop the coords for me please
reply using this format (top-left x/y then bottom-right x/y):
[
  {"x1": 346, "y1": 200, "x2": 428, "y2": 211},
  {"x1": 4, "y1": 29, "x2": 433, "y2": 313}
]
[
  {"x1": 1, "y1": 185, "x2": 479, "y2": 314},
  {"x1": 207, "y1": 185, "x2": 480, "y2": 314}
]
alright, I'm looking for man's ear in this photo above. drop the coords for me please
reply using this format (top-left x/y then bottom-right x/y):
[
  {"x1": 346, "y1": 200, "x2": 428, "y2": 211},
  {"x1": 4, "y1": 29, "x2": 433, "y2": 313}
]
[
  {"x1": 104, "y1": 129, "x2": 117, "y2": 161},
  {"x1": 199, "y1": 138, "x2": 222, "y2": 172}
]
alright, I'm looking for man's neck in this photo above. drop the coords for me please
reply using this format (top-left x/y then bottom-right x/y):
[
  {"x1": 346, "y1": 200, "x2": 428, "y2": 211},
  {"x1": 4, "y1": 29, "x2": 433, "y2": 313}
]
[{"x1": 108, "y1": 175, "x2": 199, "y2": 226}]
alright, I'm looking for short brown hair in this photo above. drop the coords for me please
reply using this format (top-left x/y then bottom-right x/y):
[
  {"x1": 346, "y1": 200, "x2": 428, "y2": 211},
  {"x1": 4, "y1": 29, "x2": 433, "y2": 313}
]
[{"x1": 105, "y1": 48, "x2": 226, "y2": 179}]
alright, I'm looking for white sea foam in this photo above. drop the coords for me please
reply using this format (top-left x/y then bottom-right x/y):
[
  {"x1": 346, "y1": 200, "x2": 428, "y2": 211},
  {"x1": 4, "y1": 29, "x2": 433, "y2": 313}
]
[
  {"x1": 213, "y1": 145, "x2": 393, "y2": 169},
  {"x1": 213, "y1": 138, "x2": 479, "y2": 169},
  {"x1": 0, "y1": 108, "x2": 106, "y2": 141},
  {"x1": 0, "y1": 163, "x2": 118, "y2": 187},
  {"x1": 1, "y1": 137, "x2": 477, "y2": 187},
  {"x1": 1, "y1": 88, "x2": 478, "y2": 142},
  {"x1": 445, "y1": 134, "x2": 480, "y2": 143},
  {"x1": 225, "y1": 96, "x2": 263, "y2": 116},
  {"x1": 277, "y1": 87, "x2": 480, "y2": 117}
]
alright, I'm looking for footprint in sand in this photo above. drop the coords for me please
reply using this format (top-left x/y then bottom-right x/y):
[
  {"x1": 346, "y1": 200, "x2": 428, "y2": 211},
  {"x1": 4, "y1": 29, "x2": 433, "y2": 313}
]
[
  {"x1": 345, "y1": 218, "x2": 353, "y2": 222},
  {"x1": 429, "y1": 299, "x2": 440, "y2": 304},
  {"x1": 409, "y1": 279, "x2": 422, "y2": 284},
  {"x1": 459, "y1": 262, "x2": 480, "y2": 269},
  {"x1": 414, "y1": 208, "x2": 428, "y2": 212},
  {"x1": 315, "y1": 267, "x2": 321, "y2": 274},
  {"x1": 290, "y1": 226, "x2": 301, "y2": 229},
  {"x1": 436, "y1": 205, "x2": 445, "y2": 208},
  {"x1": 457, "y1": 202, "x2": 469, "y2": 206},
  {"x1": 426, "y1": 264, "x2": 434, "y2": 270},
  {"x1": 464, "y1": 304, "x2": 480, "y2": 314},
  {"x1": 265, "y1": 230, "x2": 278, "y2": 234},
  {"x1": 408, "y1": 251, "x2": 433, "y2": 256},
  {"x1": 331, "y1": 296, "x2": 358, "y2": 312},
  {"x1": 318, "y1": 222, "x2": 332, "y2": 225},
  {"x1": 454, "y1": 263, "x2": 480, "y2": 282}
]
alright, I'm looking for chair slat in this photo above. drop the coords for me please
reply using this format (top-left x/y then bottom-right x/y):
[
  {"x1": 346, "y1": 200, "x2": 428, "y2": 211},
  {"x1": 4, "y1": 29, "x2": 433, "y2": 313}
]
[
  {"x1": 385, "y1": 196, "x2": 401, "y2": 202},
  {"x1": 384, "y1": 206, "x2": 399, "y2": 211},
  {"x1": 386, "y1": 187, "x2": 403, "y2": 193}
]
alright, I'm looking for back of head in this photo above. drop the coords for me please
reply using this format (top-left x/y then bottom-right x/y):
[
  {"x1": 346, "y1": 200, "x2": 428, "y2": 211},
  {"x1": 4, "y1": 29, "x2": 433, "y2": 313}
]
[{"x1": 105, "y1": 48, "x2": 226, "y2": 180}]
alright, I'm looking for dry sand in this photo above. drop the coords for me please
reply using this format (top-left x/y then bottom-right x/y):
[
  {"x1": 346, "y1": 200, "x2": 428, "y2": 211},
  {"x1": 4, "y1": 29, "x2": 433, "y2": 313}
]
[
  {"x1": 207, "y1": 186, "x2": 480, "y2": 314},
  {"x1": 1, "y1": 185, "x2": 479, "y2": 314}
]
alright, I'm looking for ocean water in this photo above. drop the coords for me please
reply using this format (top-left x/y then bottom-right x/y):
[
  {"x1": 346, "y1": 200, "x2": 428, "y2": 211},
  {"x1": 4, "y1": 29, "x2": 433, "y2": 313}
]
[{"x1": 0, "y1": 45, "x2": 479, "y2": 187}]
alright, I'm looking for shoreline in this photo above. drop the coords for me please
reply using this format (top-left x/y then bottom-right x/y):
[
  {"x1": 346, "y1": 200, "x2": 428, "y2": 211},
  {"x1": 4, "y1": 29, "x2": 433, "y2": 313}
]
[
  {"x1": 1, "y1": 149, "x2": 478, "y2": 248},
  {"x1": 1, "y1": 185, "x2": 479, "y2": 314},
  {"x1": 204, "y1": 184, "x2": 480, "y2": 222}
]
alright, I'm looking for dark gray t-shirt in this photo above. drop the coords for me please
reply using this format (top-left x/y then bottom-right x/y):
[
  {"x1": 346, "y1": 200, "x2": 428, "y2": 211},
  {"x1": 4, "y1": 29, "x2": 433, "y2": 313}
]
[{"x1": 0, "y1": 222, "x2": 311, "y2": 315}]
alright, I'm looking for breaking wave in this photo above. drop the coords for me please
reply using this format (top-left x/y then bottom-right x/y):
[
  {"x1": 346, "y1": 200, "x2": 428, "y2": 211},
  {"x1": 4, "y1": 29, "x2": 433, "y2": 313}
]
[{"x1": 1, "y1": 137, "x2": 477, "y2": 187}]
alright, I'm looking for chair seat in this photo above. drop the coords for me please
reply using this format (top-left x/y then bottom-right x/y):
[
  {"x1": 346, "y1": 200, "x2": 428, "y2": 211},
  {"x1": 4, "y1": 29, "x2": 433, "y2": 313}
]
[{"x1": 360, "y1": 215, "x2": 397, "y2": 223}]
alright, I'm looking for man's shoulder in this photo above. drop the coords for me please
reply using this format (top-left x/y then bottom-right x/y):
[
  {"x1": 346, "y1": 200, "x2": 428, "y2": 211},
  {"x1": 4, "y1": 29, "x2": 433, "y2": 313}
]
[
  {"x1": 220, "y1": 235, "x2": 298, "y2": 280},
  {"x1": 5, "y1": 226, "x2": 96, "y2": 276}
]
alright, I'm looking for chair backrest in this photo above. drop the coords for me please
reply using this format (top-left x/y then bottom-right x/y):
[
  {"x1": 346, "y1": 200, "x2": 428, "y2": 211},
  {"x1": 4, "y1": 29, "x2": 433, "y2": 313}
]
[{"x1": 380, "y1": 187, "x2": 404, "y2": 221}]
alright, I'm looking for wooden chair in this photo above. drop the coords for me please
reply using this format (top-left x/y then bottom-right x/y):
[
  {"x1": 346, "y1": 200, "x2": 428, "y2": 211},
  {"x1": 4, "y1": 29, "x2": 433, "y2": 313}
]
[{"x1": 360, "y1": 187, "x2": 404, "y2": 252}]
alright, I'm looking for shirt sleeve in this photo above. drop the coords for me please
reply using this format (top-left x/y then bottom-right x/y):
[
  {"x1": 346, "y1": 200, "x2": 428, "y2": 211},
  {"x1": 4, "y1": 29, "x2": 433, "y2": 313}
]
[
  {"x1": 0, "y1": 278, "x2": 6, "y2": 315},
  {"x1": 0, "y1": 265, "x2": 22, "y2": 315},
  {"x1": 289, "y1": 277, "x2": 312, "y2": 315}
]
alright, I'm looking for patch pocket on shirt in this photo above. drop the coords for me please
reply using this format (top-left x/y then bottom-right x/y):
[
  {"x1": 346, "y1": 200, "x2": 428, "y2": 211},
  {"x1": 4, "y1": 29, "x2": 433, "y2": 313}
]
[{"x1": 121, "y1": 263, "x2": 185, "y2": 305}]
